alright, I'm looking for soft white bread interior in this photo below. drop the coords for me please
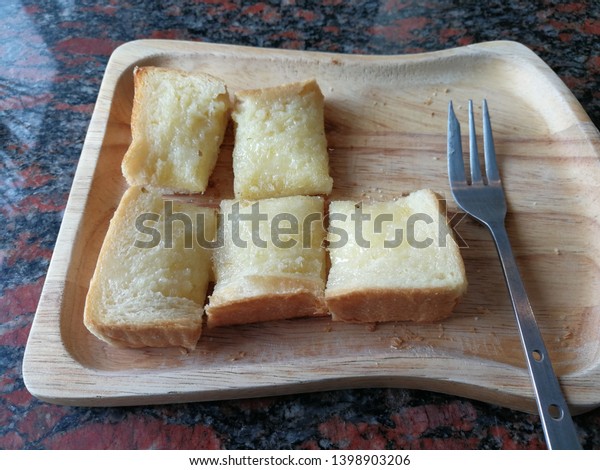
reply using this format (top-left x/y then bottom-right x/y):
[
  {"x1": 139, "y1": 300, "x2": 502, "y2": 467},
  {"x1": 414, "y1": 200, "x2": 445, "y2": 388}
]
[
  {"x1": 84, "y1": 186, "x2": 216, "y2": 350},
  {"x1": 121, "y1": 66, "x2": 230, "y2": 194},
  {"x1": 206, "y1": 195, "x2": 328, "y2": 327},
  {"x1": 232, "y1": 79, "x2": 333, "y2": 200},
  {"x1": 325, "y1": 189, "x2": 467, "y2": 323}
]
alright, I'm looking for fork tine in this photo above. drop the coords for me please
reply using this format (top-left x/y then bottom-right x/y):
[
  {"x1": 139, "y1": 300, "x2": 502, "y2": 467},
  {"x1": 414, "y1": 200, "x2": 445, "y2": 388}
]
[
  {"x1": 468, "y1": 100, "x2": 483, "y2": 184},
  {"x1": 447, "y1": 101, "x2": 466, "y2": 185},
  {"x1": 482, "y1": 99, "x2": 500, "y2": 182}
]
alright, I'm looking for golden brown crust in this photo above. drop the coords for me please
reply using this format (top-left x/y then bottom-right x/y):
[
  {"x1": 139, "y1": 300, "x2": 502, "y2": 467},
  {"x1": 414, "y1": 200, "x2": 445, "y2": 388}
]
[
  {"x1": 206, "y1": 276, "x2": 328, "y2": 327},
  {"x1": 325, "y1": 287, "x2": 465, "y2": 323},
  {"x1": 206, "y1": 275, "x2": 328, "y2": 327},
  {"x1": 133, "y1": 65, "x2": 226, "y2": 90},
  {"x1": 87, "y1": 321, "x2": 202, "y2": 350},
  {"x1": 206, "y1": 291, "x2": 328, "y2": 328},
  {"x1": 128, "y1": 66, "x2": 145, "y2": 140},
  {"x1": 234, "y1": 78, "x2": 323, "y2": 103}
]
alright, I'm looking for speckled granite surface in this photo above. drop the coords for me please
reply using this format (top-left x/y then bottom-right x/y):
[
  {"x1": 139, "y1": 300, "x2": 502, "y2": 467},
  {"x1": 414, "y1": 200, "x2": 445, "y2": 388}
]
[{"x1": 2, "y1": 0, "x2": 600, "y2": 450}]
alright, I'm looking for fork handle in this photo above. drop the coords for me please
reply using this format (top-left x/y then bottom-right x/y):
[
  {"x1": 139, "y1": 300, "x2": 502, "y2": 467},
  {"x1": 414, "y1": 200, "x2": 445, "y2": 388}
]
[{"x1": 487, "y1": 221, "x2": 581, "y2": 450}]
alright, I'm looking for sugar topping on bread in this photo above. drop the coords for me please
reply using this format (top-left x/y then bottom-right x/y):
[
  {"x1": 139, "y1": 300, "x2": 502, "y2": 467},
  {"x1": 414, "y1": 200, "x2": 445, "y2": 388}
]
[
  {"x1": 231, "y1": 79, "x2": 333, "y2": 200},
  {"x1": 121, "y1": 66, "x2": 230, "y2": 194}
]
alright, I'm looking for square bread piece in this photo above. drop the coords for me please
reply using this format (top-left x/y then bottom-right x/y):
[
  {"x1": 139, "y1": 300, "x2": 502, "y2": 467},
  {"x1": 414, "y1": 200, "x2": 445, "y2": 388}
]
[
  {"x1": 206, "y1": 195, "x2": 328, "y2": 327},
  {"x1": 121, "y1": 66, "x2": 230, "y2": 193},
  {"x1": 232, "y1": 79, "x2": 334, "y2": 199},
  {"x1": 325, "y1": 189, "x2": 467, "y2": 323},
  {"x1": 84, "y1": 186, "x2": 217, "y2": 350}
]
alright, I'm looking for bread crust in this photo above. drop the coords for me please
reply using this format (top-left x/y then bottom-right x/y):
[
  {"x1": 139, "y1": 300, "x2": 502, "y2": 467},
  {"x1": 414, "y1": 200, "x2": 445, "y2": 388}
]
[
  {"x1": 87, "y1": 321, "x2": 203, "y2": 350},
  {"x1": 206, "y1": 292, "x2": 327, "y2": 328},
  {"x1": 235, "y1": 78, "x2": 323, "y2": 102},
  {"x1": 325, "y1": 287, "x2": 465, "y2": 323},
  {"x1": 206, "y1": 275, "x2": 327, "y2": 327}
]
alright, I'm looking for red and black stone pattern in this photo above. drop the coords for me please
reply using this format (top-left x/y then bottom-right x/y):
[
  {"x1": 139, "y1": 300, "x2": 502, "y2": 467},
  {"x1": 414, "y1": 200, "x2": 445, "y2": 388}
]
[{"x1": 1, "y1": 0, "x2": 599, "y2": 449}]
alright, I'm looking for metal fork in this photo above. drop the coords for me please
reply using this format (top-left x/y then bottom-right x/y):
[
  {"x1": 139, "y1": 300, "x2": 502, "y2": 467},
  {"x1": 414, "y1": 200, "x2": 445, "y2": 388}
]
[{"x1": 447, "y1": 100, "x2": 581, "y2": 450}]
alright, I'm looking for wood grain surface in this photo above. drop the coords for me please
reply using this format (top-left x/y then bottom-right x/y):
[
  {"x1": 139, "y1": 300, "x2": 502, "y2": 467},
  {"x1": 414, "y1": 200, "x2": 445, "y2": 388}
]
[{"x1": 22, "y1": 40, "x2": 600, "y2": 412}]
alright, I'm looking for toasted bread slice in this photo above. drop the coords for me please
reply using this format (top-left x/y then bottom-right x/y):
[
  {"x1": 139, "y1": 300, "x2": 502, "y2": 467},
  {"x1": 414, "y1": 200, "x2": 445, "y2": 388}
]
[
  {"x1": 84, "y1": 186, "x2": 216, "y2": 350},
  {"x1": 325, "y1": 189, "x2": 467, "y2": 323},
  {"x1": 122, "y1": 66, "x2": 230, "y2": 193},
  {"x1": 232, "y1": 79, "x2": 333, "y2": 199},
  {"x1": 206, "y1": 195, "x2": 328, "y2": 327}
]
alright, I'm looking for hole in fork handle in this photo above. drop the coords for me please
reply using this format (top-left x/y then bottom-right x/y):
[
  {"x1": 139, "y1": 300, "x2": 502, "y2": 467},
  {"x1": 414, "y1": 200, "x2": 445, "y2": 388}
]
[
  {"x1": 548, "y1": 404, "x2": 564, "y2": 421},
  {"x1": 532, "y1": 349, "x2": 543, "y2": 361}
]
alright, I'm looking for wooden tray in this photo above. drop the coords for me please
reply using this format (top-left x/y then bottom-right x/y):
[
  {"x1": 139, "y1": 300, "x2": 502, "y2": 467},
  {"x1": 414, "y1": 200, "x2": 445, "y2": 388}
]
[{"x1": 23, "y1": 40, "x2": 600, "y2": 412}]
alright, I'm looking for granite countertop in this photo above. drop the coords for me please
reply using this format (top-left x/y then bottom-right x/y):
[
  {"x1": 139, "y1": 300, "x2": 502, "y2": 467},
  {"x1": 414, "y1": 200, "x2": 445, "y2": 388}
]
[{"x1": 2, "y1": 0, "x2": 600, "y2": 450}]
